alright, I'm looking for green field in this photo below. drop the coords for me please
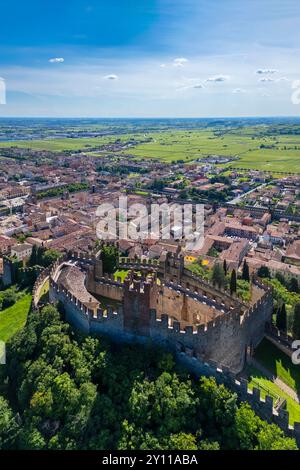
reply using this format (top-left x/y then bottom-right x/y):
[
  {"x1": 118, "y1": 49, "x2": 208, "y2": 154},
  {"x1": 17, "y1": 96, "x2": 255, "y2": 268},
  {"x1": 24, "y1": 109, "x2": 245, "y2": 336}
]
[
  {"x1": 0, "y1": 134, "x2": 135, "y2": 152},
  {"x1": 1, "y1": 126, "x2": 300, "y2": 173},
  {"x1": 0, "y1": 294, "x2": 32, "y2": 342},
  {"x1": 122, "y1": 130, "x2": 256, "y2": 162}
]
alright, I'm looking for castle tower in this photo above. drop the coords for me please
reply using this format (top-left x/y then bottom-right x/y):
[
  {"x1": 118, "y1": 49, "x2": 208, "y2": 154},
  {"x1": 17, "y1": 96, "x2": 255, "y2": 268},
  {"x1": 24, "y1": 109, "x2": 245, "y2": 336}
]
[
  {"x1": 123, "y1": 273, "x2": 157, "y2": 336},
  {"x1": 163, "y1": 252, "x2": 184, "y2": 283}
]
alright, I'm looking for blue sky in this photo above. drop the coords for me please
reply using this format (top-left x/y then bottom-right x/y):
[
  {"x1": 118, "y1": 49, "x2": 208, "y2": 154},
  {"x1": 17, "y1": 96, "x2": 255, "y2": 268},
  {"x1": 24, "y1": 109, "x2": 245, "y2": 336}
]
[{"x1": 0, "y1": 0, "x2": 300, "y2": 117}]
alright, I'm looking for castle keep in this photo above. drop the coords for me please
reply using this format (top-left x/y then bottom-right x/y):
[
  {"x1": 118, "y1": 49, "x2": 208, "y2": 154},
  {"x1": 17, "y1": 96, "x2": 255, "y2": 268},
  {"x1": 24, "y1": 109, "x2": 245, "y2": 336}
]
[{"x1": 45, "y1": 247, "x2": 273, "y2": 374}]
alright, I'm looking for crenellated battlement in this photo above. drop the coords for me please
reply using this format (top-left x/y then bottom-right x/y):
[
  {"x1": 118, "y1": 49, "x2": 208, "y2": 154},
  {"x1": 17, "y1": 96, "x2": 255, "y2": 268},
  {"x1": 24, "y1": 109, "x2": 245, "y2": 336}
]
[
  {"x1": 37, "y1": 245, "x2": 283, "y2": 441},
  {"x1": 44, "y1": 275, "x2": 300, "y2": 448},
  {"x1": 177, "y1": 350, "x2": 300, "y2": 446},
  {"x1": 45, "y1": 246, "x2": 273, "y2": 372}
]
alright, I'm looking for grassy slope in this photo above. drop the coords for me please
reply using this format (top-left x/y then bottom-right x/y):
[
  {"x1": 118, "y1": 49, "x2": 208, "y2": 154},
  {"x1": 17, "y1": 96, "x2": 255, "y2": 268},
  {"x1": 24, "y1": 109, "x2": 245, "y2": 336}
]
[
  {"x1": 0, "y1": 294, "x2": 32, "y2": 342},
  {"x1": 246, "y1": 338, "x2": 300, "y2": 425},
  {"x1": 247, "y1": 365, "x2": 300, "y2": 425},
  {"x1": 254, "y1": 338, "x2": 300, "y2": 394}
]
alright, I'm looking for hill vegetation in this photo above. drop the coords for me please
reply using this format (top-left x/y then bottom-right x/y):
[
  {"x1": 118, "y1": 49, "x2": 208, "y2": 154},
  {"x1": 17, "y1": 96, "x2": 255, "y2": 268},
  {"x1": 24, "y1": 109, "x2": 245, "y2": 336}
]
[{"x1": 0, "y1": 304, "x2": 297, "y2": 450}]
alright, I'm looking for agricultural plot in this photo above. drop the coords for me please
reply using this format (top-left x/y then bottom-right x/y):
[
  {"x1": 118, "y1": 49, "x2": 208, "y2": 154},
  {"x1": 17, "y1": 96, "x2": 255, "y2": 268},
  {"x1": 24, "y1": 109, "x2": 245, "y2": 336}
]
[
  {"x1": 0, "y1": 134, "x2": 138, "y2": 152},
  {"x1": 1, "y1": 125, "x2": 299, "y2": 173},
  {"x1": 122, "y1": 129, "x2": 300, "y2": 172}
]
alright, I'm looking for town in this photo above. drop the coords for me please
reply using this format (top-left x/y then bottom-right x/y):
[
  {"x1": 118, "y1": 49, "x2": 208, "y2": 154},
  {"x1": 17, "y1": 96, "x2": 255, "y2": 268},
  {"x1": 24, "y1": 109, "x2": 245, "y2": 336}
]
[{"x1": 1, "y1": 0, "x2": 300, "y2": 455}]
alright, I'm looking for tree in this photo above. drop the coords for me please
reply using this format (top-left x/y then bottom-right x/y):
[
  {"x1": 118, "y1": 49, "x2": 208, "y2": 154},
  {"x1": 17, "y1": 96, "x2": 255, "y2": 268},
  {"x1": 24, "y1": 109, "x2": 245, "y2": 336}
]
[
  {"x1": 197, "y1": 377, "x2": 238, "y2": 449},
  {"x1": 29, "y1": 245, "x2": 38, "y2": 267},
  {"x1": 212, "y1": 263, "x2": 226, "y2": 289},
  {"x1": 19, "y1": 426, "x2": 46, "y2": 450},
  {"x1": 275, "y1": 272, "x2": 286, "y2": 287},
  {"x1": 257, "y1": 266, "x2": 270, "y2": 279},
  {"x1": 101, "y1": 245, "x2": 118, "y2": 274},
  {"x1": 256, "y1": 422, "x2": 297, "y2": 450},
  {"x1": 41, "y1": 249, "x2": 60, "y2": 268},
  {"x1": 128, "y1": 372, "x2": 197, "y2": 435},
  {"x1": 292, "y1": 303, "x2": 300, "y2": 339},
  {"x1": 36, "y1": 246, "x2": 44, "y2": 265},
  {"x1": 230, "y1": 269, "x2": 237, "y2": 295},
  {"x1": 289, "y1": 278, "x2": 299, "y2": 294},
  {"x1": 242, "y1": 260, "x2": 250, "y2": 282},
  {"x1": 276, "y1": 303, "x2": 287, "y2": 332},
  {"x1": 0, "y1": 396, "x2": 20, "y2": 449},
  {"x1": 1, "y1": 287, "x2": 17, "y2": 309},
  {"x1": 223, "y1": 259, "x2": 227, "y2": 276},
  {"x1": 207, "y1": 247, "x2": 219, "y2": 258},
  {"x1": 198, "y1": 440, "x2": 220, "y2": 450},
  {"x1": 168, "y1": 433, "x2": 198, "y2": 450},
  {"x1": 235, "y1": 403, "x2": 260, "y2": 450}
]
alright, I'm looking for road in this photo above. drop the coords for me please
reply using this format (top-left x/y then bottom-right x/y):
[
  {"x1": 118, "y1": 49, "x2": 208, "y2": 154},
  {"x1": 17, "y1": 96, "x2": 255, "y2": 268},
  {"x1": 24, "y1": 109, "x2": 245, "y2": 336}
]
[{"x1": 227, "y1": 182, "x2": 270, "y2": 205}]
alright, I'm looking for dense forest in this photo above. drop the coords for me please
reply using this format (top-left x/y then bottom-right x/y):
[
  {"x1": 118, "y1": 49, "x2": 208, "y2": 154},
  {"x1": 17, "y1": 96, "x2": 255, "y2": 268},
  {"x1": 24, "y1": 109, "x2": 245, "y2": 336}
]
[{"x1": 0, "y1": 304, "x2": 297, "y2": 450}]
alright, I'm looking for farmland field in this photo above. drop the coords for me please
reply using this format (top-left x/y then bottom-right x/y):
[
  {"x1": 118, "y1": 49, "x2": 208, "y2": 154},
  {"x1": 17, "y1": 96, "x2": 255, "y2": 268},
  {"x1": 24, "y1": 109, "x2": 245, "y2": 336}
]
[
  {"x1": 0, "y1": 135, "x2": 134, "y2": 152},
  {"x1": 124, "y1": 129, "x2": 300, "y2": 172},
  {"x1": 1, "y1": 125, "x2": 300, "y2": 173}
]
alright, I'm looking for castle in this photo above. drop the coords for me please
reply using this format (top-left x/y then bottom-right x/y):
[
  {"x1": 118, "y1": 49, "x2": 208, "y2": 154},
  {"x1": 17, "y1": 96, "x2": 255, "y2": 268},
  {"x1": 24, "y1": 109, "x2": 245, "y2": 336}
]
[
  {"x1": 39, "y1": 245, "x2": 273, "y2": 374},
  {"x1": 32, "y1": 245, "x2": 300, "y2": 446}
]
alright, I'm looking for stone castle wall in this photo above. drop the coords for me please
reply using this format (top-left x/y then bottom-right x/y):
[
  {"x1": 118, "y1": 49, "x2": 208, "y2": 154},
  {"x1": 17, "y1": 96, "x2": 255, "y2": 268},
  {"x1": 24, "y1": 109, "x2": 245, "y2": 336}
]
[
  {"x1": 45, "y1": 276, "x2": 300, "y2": 448},
  {"x1": 41, "y1": 248, "x2": 300, "y2": 444},
  {"x1": 49, "y1": 265, "x2": 273, "y2": 374}
]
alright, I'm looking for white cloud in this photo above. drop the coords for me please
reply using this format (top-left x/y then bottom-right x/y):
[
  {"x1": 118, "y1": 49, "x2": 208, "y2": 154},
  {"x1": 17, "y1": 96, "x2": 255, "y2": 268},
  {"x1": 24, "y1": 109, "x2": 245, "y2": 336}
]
[
  {"x1": 173, "y1": 57, "x2": 188, "y2": 67},
  {"x1": 259, "y1": 77, "x2": 275, "y2": 82},
  {"x1": 206, "y1": 75, "x2": 229, "y2": 82},
  {"x1": 49, "y1": 58, "x2": 65, "y2": 63},
  {"x1": 103, "y1": 74, "x2": 119, "y2": 80},
  {"x1": 256, "y1": 68, "x2": 277, "y2": 74}
]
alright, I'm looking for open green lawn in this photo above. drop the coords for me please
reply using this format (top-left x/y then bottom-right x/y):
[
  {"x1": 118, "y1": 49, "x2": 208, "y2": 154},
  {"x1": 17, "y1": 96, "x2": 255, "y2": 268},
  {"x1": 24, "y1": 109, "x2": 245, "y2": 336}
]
[
  {"x1": 0, "y1": 294, "x2": 32, "y2": 342},
  {"x1": 253, "y1": 338, "x2": 300, "y2": 394},
  {"x1": 247, "y1": 365, "x2": 300, "y2": 425}
]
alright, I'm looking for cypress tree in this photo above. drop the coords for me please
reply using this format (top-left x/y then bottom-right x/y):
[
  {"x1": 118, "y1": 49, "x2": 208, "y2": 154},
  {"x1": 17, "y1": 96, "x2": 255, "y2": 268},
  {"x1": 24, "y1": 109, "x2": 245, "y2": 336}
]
[
  {"x1": 230, "y1": 269, "x2": 237, "y2": 295},
  {"x1": 29, "y1": 245, "x2": 37, "y2": 267},
  {"x1": 292, "y1": 303, "x2": 300, "y2": 339},
  {"x1": 223, "y1": 259, "x2": 227, "y2": 276},
  {"x1": 242, "y1": 259, "x2": 250, "y2": 282},
  {"x1": 276, "y1": 303, "x2": 287, "y2": 332},
  {"x1": 289, "y1": 278, "x2": 299, "y2": 294},
  {"x1": 212, "y1": 263, "x2": 225, "y2": 289}
]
